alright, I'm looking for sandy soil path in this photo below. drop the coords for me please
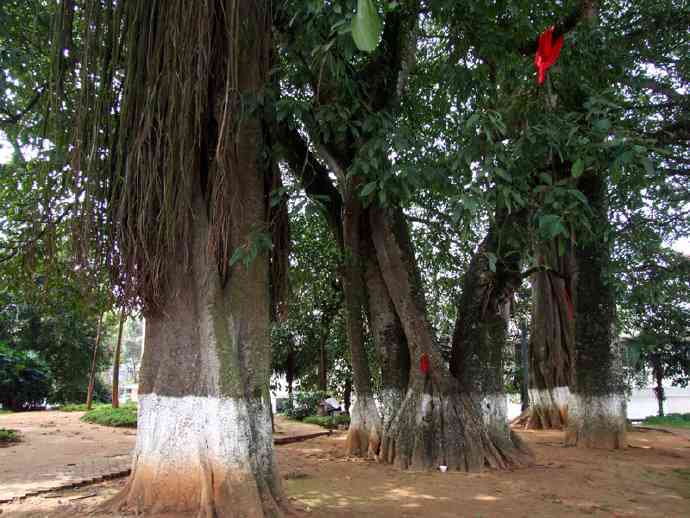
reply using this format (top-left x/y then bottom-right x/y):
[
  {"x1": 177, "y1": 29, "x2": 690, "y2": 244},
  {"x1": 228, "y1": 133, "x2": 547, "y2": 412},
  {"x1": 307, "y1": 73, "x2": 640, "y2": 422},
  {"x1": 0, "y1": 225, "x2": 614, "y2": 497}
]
[
  {"x1": 2, "y1": 417, "x2": 689, "y2": 517},
  {"x1": 0, "y1": 411, "x2": 324, "y2": 502},
  {"x1": 0, "y1": 411, "x2": 135, "y2": 502}
]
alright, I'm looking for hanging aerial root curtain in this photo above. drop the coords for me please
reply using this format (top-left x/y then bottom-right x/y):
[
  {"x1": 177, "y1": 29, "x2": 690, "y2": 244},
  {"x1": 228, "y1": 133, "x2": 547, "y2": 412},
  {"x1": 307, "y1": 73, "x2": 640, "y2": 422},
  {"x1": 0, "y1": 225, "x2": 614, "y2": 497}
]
[{"x1": 534, "y1": 26, "x2": 564, "y2": 84}]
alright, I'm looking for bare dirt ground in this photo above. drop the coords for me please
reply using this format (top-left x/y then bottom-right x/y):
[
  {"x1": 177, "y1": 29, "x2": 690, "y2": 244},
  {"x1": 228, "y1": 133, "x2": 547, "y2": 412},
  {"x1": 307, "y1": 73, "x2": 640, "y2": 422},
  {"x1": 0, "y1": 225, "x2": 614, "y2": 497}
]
[
  {"x1": 0, "y1": 411, "x2": 324, "y2": 503},
  {"x1": 0, "y1": 410, "x2": 135, "y2": 501},
  {"x1": 1, "y1": 418, "x2": 689, "y2": 517}
]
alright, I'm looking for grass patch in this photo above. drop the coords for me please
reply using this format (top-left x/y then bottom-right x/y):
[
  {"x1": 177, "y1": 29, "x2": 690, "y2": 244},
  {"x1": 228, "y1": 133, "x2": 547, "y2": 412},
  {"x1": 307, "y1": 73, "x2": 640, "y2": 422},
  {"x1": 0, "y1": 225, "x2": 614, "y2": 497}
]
[
  {"x1": 673, "y1": 468, "x2": 690, "y2": 482},
  {"x1": 58, "y1": 402, "x2": 110, "y2": 412},
  {"x1": 302, "y1": 414, "x2": 350, "y2": 430},
  {"x1": 642, "y1": 413, "x2": 690, "y2": 429},
  {"x1": 81, "y1": 403, "x2": 137, "y2": 428},
  {"x1": 0, "y1": 409, "x2": 13, "y2": 415},
  {"x1": 0, "y1": 428, "x2": 19, "y2": 444}
]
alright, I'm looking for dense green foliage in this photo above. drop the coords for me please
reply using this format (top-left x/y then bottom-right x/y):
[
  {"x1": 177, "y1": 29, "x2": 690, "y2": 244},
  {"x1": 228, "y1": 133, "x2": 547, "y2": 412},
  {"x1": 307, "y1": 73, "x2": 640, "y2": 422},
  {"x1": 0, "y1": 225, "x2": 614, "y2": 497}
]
[
  {"x1": 0, "y1": 0, "x2": 687, "y2": 423},
  {"x1": 0, "y1": 288, "x2": 112, "y2": 404},
  {"x1": 0, "y1": 341, "x2": 51, "y2": 410},
  {"x1": 81, "y1": 403, "x2": 137, "y2": 428},
  {"x1": 282, "y1": 391, "x2": 327, "y2": 421}
]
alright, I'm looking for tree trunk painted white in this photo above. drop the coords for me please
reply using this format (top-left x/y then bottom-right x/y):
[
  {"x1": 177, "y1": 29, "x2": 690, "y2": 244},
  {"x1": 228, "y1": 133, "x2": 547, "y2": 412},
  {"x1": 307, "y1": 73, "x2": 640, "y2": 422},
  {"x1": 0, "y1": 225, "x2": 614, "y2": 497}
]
[
  {"x1": 112, "y1": 183, "x2": 287, "y2": 516},
  {"x1": 346, "y1": 393, "x2": 382, "y2": 459},
  {"x1": 566, "y1": 172, "x2": 627, "y2": 449},
  {"x1": 527, "y1": 386, "x2": 571, "y2": 426},
  {"x1": 566, "y1": 393, "x2": 627, "y2": 449},
  {"x1": 480, "y1": 393, "x2": 510, "y2": 442},
  {"x1": 124, "y1": 394, "x2": 279, "y2": 515}
]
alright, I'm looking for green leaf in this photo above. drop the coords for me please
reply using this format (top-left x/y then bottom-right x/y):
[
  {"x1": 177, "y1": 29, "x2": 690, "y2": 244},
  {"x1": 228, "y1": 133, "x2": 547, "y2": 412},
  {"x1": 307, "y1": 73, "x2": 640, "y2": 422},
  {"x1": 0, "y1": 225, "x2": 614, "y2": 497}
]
[
  {"x1": 494, "y1": 167, "x2": 511, "y2": 182},
  {"x1": 486, "y1": 252, "x2": 497, "y2": 273},
  {"x1": 569, "y1": 189, "x2": 588, "y2": 205},
  {"x1": 462, "y1": 197, "x2": 478, "y2": 214},
  {"x1": 538, "y1": 214, "x2": 567, "y2": 241},
  {"x1": 641, "y1": 157, "x2": 655, "y2": 176},
  {"x1": 352, "y1": 0, "x2": 382, "y2": 53},
  {"x1": 229, "y1": 247, "x2": 245, "y2": 267},
  {"x1": 465, "y1": 113, "x2": 481, "y2": 131},
  {"x1": 571, "y1": 158, "x2": 585, "y2": 178},
  {"x1": 593, "y1": 118, "x2": 611, "y2": 133},
  {"x1": 360, "y1": 181, "x2": 378, "y2": 197},
  {"x1": 538, "y1": 173, "x2": 553, "y2": 185}
]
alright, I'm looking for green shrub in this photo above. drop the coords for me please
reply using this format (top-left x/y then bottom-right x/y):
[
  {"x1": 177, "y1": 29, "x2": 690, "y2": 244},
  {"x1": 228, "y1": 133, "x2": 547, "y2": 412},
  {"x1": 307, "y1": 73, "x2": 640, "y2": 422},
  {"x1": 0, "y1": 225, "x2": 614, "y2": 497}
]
[
  {"x1": 283, "y1": 391, "x2": 327, "y2": 421},
  {"x1": 303, "y1": 414, "x2": 350, "y2": 430},
  {"x1": 51, "y1": 377, "x2": 111, "y2": 406},
  {"x1": 81, "y1": 403, "x2": 138, "y2": 428},
  {"x1": 0, "y1": 428, "x2": 19, "y2": 444}
]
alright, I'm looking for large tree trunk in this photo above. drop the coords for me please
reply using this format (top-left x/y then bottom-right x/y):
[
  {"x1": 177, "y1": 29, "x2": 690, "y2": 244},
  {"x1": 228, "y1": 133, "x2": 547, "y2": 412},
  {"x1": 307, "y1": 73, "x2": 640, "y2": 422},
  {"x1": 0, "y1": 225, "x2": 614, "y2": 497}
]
[
  {"x1": 524, "y1": 244, "x2": 575, "y2": 429},
  {"x1": 565, "y1": 172, "x2": 627, "y2": 449},
  {"x1": 85, "y1": 314, "x2": 104, "y2": 410},
  {"x1": 363, "y1": 229, "x2": 410, "y2": 437},
  {"x1": 342, "y1": 193, "x2": 381, "y2": 458},
  {"x1": 110, "y1": 2, "x2": 289, "y2": 515},
  {"x1": 450, "y1": 218, "x2": 523, "y2": 446},
  {"x1": 112, "y1": 309, "x2": 126, "y2": 409},
  {"x1": 114, "y1": 192, "x2": 286, "y2": 517},
  {"x1": 370, "y1": 207, "x2": 529, "y2": 471}
]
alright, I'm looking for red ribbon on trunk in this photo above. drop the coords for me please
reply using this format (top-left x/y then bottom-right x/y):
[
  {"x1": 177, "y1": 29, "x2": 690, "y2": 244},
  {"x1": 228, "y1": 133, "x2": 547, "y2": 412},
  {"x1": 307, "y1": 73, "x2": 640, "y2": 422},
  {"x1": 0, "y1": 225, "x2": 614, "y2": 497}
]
[
  {"x1": 534, "y1": 26, "x2": 564, "y2": 84},
  {"x1": 420, "y1": 353, "x2": 430, "y2": 375}
]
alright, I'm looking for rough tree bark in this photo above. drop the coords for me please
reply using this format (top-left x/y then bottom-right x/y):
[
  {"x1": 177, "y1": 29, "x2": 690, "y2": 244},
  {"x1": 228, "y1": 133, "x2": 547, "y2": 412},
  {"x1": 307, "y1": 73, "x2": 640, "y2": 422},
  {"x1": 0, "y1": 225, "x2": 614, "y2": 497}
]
[
  {"x1": 450, "y1": 216, "x2": 524, "y2": 446},
  {"x1": 109, "y1": 2, "x2": 290, "y2": 515},
  {"x1": 85, "y1": 314, "x2": 103, "y2": 410},
  {"x1": 523, "y1": 244, "x2": 575, "y2": 429},
  {"x1": 363, "y1": 229, "x2": 410, "y2": 436},
  {"x1": 112, "y1": 309, "x2": 126, "y2": 409},
  {"x1": 113, "y1": 191, "x2": 286, "y2": 516},
  {"x1": 342, "y1": 192, "x2": 382, "y2": 458},
  {"x1": 371, "y1": 207, "x2": 530, "y2": 471},
  {"x1": 565, "y1": 171, "x2": 627, "y2": 449}
]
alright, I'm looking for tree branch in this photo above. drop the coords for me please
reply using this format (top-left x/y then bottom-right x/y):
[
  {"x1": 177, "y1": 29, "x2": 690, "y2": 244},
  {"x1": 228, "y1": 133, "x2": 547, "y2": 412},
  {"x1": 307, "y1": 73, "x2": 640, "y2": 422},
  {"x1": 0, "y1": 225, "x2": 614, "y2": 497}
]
[
  {"x1": 273, "y1": 121, "x2": 343, "y2": 244},
  {"x1": 0, "y1": 85, "x2": 46, "y2": 127},
  {"x1": 521, "y1": 264, "x2": 568, "y2": 280},
  {"x1": 517, "y1": 0, "x2": 594, "y2": 56}
]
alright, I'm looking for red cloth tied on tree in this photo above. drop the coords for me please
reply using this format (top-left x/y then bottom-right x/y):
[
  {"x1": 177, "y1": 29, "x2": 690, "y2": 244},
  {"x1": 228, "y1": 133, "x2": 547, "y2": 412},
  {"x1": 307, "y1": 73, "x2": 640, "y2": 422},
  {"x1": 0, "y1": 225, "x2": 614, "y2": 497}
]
[
  {"x1": 420, "y1": 353, "x2": 430, "y2": 375},
  {"x1": 534, "y1": 26, "x2": 564, "y2": 84}
]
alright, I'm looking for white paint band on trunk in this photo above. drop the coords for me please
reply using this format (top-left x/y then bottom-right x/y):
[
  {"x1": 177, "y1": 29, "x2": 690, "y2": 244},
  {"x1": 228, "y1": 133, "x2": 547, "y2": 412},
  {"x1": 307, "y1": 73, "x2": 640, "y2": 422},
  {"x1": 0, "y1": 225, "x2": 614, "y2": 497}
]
[
  {"x1": 380, "y1": 388, "x2": 404, "y2": 428},
  {"x1": 135, "y1": 393, "x2": 274, "y2": 472},
  {"x1": 528, "y1": 386, "x2": 570, "y2": 410},
  {"x1": 348, "y1": 394, "x2": 382, "y2": 428},
  {"x1": 480, "y1": 393, "x2": 508, "y2": 423},
  {"x1": 567, "y1": 392, "x2": 627, "y2": 424}
]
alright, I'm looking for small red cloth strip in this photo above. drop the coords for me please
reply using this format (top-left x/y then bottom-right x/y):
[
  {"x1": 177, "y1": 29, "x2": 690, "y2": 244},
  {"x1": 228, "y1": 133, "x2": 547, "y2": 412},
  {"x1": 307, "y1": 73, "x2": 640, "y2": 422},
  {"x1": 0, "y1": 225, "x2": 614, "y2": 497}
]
[
  {"x1": 534, "y1": 26, "x2": 564, "y2": 84},
  {"x1": 420, "y1": 353, "x2": 430, "y2": 375}
]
